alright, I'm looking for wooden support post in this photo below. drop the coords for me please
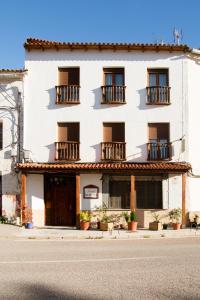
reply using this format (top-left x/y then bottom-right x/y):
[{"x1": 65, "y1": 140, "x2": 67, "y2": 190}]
[
  {"x1": 76, "y1": 174, "x2": 80, "y2": 228},
  {"x1": 182, "y1": 173, "x2": 186, "y2": 228},
  {"x1": 21, "y1": 173, "x2": 26, "y2": 224},
  {"x1": 130, "y1": 175, "x2": 135, "y2": 211}
]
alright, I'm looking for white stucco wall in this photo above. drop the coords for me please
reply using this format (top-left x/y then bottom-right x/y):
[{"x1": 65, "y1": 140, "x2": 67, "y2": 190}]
[
  {"x1": 24, "y1": 50, "x2": 187, "y2": 163},
  {"x1": 168, "y1": 174, "x2": 182, "y2": 209},
  {"x1": 186, "y1": 54, "x2": 200, "y2": 211},
  {"x1": 26, "y1": 174, "x2": 44, "y2": 226},
  {"x1": 0, "y1": 76, "x2": 23, "y2": 217}
]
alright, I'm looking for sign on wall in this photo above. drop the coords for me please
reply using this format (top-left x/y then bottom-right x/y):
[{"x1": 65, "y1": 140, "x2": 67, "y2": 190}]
[{"x1": 83, "y1": 185, "x2": 99, "y2": 199}]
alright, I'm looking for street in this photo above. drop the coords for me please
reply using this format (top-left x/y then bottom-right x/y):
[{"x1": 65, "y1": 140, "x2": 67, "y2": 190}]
[{"x1": 0, "y1": 238, "x2": 200, "y2": 299}]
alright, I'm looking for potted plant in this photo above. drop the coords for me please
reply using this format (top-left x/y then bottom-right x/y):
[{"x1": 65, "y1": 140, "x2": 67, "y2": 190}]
[
  {"x1": 128, "y1": 210, "x2": 138, "y2": 231},
  {"x1": 163, "y1": 223, "x2": 168, "y2": 230},
  {"x1": 121, "y1": 211, "x2": 129, "y2": 229},
  {"x1": 169, "y1": 208, "x2": 182, "y2": 230},
  {"x1": 100, "y1": 214, "x2": 115, "y2": 231},
  {"x1": 80, "y1": 211, "x2": 91, "y2": 230},
  {"x1": 149, "y1": 212, "x2": 162, "y2": 231},
  {"x1": 23, "y1": 206, "x2": 33, "y2": 229}
]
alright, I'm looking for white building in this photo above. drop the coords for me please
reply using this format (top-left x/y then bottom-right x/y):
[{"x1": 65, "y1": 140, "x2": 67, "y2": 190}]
[
  {"x1": 0, "y1": 69, "x2": 24, "y2": 221},
  {"x1": 17, "y1": 38, "x2": 200, "y2": 228}
]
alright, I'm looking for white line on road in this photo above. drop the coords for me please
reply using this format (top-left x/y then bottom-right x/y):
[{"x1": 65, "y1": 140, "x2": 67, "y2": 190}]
[{"x1": 0, "y1": 256, "x2": 166, "y2": 264}]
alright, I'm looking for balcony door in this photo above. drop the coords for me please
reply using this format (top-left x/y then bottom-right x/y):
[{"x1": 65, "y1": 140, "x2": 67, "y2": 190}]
[
  {"x1": 102, "y1": 123, "x2": 125, "y2": 161},
  {"x1": 56, "y1": 123, "x2": 79, "y2": 161},
  {"x1": 147, "y1": 69, "x2": 170, "y2": 104},
  {"x1": 102, "y1": 68, "x2": 125, "y2": 103},
  {"x1": 148, "y1": 123, "x2": 170, "y2": 160},
  {"x1": 56, "y1": 68, "x2": 80, "y2": 103}
]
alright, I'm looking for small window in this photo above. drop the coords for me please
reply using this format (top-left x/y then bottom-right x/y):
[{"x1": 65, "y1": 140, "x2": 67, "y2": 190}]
[
  {"x1": 109, "y1": 180, "x2": 130, "y2": 209},
  {"x1": 148, "y1": 69, "x2": 168, "y2": 86}
]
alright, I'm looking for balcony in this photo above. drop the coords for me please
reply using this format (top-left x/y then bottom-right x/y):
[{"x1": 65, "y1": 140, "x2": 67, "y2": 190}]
[
  {"x1": 101, "y1": 142, "x2": 126, "y2": 161},
  {"x1": 55, "y1": 85, "x2": 80, "y2": 104},
  {"x1": 146, "y1": 86, "x2": 170, "y2": 105},
  {"x1": 101, "y1": 85, "x2": 126, "y2": 104},
  {"x1": 55, "y1": 142, "x2": 80, "y2": 161},
  {"x1": 147, "y1": 142, "x2": 172, "y2": 161}
]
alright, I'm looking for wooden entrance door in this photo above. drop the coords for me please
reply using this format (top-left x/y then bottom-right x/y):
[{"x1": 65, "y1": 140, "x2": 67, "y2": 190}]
[{"x1": 44, "y1": 175, "x2": 76, "y2": 226}]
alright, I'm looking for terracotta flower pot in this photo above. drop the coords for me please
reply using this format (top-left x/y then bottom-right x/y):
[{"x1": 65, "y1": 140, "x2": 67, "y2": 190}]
[
  {"x1": 80, "y1": 221, "x2": 90, "y2": 230},
  {"x1": 172, "y1": 223, "x2": 181, "y2": 230},
  {"x1": 128, "y1": 221, "x2": 138, "y2": 231}
]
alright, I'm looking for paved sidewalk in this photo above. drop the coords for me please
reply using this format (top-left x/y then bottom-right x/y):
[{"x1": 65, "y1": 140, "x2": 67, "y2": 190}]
[{"x1": 0, "y1": 224, "x2": 200, "y2": 240}]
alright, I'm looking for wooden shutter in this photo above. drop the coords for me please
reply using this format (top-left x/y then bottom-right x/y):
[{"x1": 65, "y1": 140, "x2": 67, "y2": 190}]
[
  {"x1": 58, "y1": 123, "x2": 68, "y2": 142},
  {"x1": 149, "y1": 124, "x2": 158, "y2": 140},
  {"x1": 59, "y1": 69, "x2": 69, "y2": 85},
  {"x1": 103, "y1": 123, "x2": 112, "y2": 142},
  {"x1": 0, "y1": 123, "x2": 2, "y2": 149}
]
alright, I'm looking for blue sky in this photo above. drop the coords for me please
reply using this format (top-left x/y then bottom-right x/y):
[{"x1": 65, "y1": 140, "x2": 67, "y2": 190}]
[{"x1": 0, "y1": 0, "x2": 200, "y2": 68}]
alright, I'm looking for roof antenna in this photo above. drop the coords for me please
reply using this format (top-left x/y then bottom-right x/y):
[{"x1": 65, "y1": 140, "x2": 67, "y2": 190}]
[{"x1": 173, "y1": 28, "x2": 183, "y2": 45}]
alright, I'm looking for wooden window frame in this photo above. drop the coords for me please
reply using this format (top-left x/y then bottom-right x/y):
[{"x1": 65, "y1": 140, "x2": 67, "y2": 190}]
[{"x1": 147, "y1": 68, "x2": 169, "y2": 86}]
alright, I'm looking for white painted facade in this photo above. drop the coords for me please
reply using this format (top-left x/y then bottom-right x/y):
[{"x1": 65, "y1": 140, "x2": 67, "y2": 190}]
[
  {"x1": 0, "y1": 72, "x2": 24, "y2": 219},
  {"x1": 22, "y1": 45, "x2": 200, "y2": 227},
  {"x1": 24, "y1": 50, "x2": 187, "y2": 163}
]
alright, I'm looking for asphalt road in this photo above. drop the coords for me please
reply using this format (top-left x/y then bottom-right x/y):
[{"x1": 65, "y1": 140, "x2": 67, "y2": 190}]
[{"x1": 0, "y1": 238, "x2": 200, "y2": 299}]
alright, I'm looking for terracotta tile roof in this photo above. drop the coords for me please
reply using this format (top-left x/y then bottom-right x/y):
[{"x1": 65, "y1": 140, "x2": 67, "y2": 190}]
[
  {"x1": 0, "y1": 69, "x2": 26, "y2": 73},
  {"x1": 24, "y1": 38, "x2": 191, "y2": 53},
  {"x1": 16, "y1": 162, "x2": 191, "y2": 172}
]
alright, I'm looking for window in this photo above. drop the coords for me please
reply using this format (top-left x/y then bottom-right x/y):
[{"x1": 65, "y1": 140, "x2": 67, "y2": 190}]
[
  {"x1": 147, "y1": 69, "x2": 170, "y2": 104},
  {"x1": 0, "y1": 123, "x2": 2, "y2": 150},
  {"x1": 56, "y1": 123, "x2": 80, "y2": 161},
  {"x1": 136, "y1": 177, "x2": 163, "y2": 209},
  {"x1": 102, "y1": 175, "x2": 130, "y2": 209},
  {"x1": 56, "y1": 68, "x2": 80, "y2": 104},
  {"x1": 102, "y1": 68, "x2": 125, "y2": 103},
  {"x1": 148, "y1": 69, "x2": 168, "y2": 87},
  {"x1": 148, "y1": 123, "x2": 171, "y2": 160},
  {"x1": 102, "y1": 123, "x2": 125, "y2": 161}
]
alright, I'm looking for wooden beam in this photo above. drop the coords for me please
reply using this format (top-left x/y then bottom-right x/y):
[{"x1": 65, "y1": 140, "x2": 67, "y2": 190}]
[
  {"x1": 182, "y1": 173, "x2": 186, "y2": 227},
  {"x1": 76, "y1": 174, "x2": 80, "y2": 228},
  {"x1": 21, "y1": 173, "x2": 26, "y2": 224},
  {"x1": 130, "y1": 175, "x2": 135, "y2": 211}
]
